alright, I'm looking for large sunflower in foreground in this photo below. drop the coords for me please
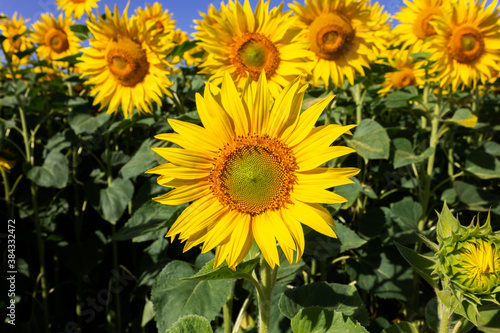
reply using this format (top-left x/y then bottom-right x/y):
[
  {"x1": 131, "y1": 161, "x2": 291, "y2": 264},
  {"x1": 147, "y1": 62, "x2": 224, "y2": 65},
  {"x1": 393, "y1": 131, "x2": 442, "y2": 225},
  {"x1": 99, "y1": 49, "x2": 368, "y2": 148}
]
[
  {"x1": 56, "y1": 0, "x2": 99, "y2": 20},
  {"x1": 78, "y1": 5, "x2": 174, "y2": 118},
  {"x1": 430, "y1": 0, "x2": 500, "y2": 90},
  {"x1": 378, "y1": 50, "x2": 428, "y2": 95},
  {"x1": 31, "y1": 13, "x2": 80, "y2": 62},
  {"x1": 393, "y1": 0, "x2": 452, "y2": 52},
  {"x1": 289, "y1": 0, "x2": 391, "y2": 88},
  {"x1": 195, "y1": 0, "x2": 313, "y2": 97},
  {"x1": 0, "y1": 13, "x2": 33, "y2": 65},
  {"x1": 147, "y1": 73, "x2": 359, "y2": 269}
]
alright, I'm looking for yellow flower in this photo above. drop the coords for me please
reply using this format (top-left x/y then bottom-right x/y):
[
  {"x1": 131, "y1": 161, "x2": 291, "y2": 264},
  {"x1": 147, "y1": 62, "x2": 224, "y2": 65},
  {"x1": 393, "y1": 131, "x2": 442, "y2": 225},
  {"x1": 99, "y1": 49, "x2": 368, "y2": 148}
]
[
  {"x1": 0, "y1": 155, "x2": 15, "y2": 172},
  {"x1": 147, "y1": 73, "x2": 359, "y2": 270},
  {"x1": 78, "y1": 5, "x2": 174, "y2": 119},
  {"x1": 430, "y1": 0, "x2": 500, "y2": 90},
  {"x1": 289, "y1": 0, "x2": 391, "y2": 88},
  {"x1": 393, "y1": 0, "x2": 452, "y2": 52},
  {"x1": 31, "y1": 13, "x2": 80, "y2": 62},
  {"x1": 0, "y1": 13, "x2": 34, "y2": 65},
  {"x1": 195, "y1": 0, "x2": 313, "y2": 97},
  {"x1": 56, "y1": 0, "x2": 99, "y2": 20},
  {"x1": 378, "y1": 50, "x2": 428, "y2": 95},
  {"x1": 134, "y1": 3, "x2": 176, "y2": 39}
]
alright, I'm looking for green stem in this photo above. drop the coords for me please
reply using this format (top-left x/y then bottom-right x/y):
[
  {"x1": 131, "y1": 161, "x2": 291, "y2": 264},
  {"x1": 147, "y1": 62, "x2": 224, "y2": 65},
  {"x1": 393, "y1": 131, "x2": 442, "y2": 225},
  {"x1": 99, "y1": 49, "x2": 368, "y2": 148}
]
[
  {"x1": 451, "y1": 318, "x2": 464, "y2": 333},
  {"x1": 1, "y1": 168, "x2": 12, "y2": 217},
  {"x1": 223, "y1": 280, "x2": 235, "y2": 333},
  {"x1": 421, "y1": 83, "x2": 430, "y2": 129},
  {"x1": 257, "y1": 256, "x2": 276, "y2": 333},
  {"x1": 112, "y1": 225, "x2": 122, "y2": 333},
  {"x1": 438, "y1": 298, "x2": 451, "y2": 333}
]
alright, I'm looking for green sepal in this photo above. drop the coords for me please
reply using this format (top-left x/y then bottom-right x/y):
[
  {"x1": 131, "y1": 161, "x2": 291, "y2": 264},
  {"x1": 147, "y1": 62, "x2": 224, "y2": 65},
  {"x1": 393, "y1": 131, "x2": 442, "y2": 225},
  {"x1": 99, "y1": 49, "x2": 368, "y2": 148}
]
[
  {"x1": 436, "y1": 202, "x2": 460, "y2": 242},
  {"x1": 395, "y1": 242, "x2": 438, "y2": 289}
]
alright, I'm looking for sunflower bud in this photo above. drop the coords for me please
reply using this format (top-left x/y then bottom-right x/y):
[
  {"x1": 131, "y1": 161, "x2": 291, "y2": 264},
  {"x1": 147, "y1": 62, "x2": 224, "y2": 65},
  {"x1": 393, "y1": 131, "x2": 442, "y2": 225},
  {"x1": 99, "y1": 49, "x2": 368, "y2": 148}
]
[{"x1": 434, "y1": 203, "x2": 500, "y2": 316}]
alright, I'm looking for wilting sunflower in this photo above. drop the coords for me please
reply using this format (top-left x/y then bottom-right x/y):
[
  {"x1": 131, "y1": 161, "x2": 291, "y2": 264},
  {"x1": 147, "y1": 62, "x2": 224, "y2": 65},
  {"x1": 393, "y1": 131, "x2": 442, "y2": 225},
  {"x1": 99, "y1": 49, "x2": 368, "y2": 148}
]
[
  {"x1": 56, "y1": 0, "x2": 99, "y2": 20},
  {"x1": 195, "y1": 0, "x2": 312, "y2": 97},
  {"x1": 378, "y1": 50, "x2": 428, "y2": 95},
  {"x1": 0, "y1": 13, "x2": 33, "y2": 65},
  {"x1": 78, "y1": 5, "x2": 174, "y2": 118},
  {"x1": 134, "y1": 3, "x2": 176, "y2": 40},
  {"x1": 147, "y1": 73, "x2": 359, "y2": 269},
  {"x1": 430, "y1": 0, "x2": 500, "y2": 90},
  {"x1": 393, "y1": 0, "x2": 451, "y2": 52},
  {"x1": 31, "y1": 13, "x2": 80, "y2": 62},
  {"x1": 289, "y1": 0, "x2": 391, "y2": 88}
]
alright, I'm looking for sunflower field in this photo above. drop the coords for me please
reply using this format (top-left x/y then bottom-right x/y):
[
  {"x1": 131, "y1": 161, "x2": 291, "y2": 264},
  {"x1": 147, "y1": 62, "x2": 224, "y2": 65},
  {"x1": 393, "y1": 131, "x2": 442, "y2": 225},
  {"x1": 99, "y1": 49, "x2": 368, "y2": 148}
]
[{"x1": 1, "y1": 0, "x2": 500, "y2": 332}]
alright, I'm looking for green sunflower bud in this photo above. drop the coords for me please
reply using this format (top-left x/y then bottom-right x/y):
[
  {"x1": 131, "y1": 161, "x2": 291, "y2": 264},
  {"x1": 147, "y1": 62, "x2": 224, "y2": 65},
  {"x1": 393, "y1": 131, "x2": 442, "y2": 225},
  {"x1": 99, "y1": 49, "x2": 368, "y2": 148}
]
[{"x1": 434, "y1": 203, "x2": 500, "y2": 319}]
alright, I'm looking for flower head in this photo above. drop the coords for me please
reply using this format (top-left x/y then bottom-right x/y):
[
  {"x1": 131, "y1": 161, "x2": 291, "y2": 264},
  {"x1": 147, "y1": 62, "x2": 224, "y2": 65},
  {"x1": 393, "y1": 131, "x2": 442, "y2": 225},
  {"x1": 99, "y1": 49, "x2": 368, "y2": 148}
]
[
  {"x1": 195, "y1": 0, "x2": 313, "y2": 97},
  {"x1": 148, "y1": 73, "x2": 359, "y2": 270},
  {"x1": 78, "y1": 5, "x2": 174, "y2": 118},
  {"x1": 31, "y1": 13, "x2": 80, "y2": 62},
  {"x1": 289, "y1": 0, "x2": 391, "y2": 88},
  {"x1": 56, "y1": 0, "x2": 100, "y2": 20},
  {"x1": 378, "y1": 49, "x2": 428, "y2": 95},
  {"x1": 0, "y1": 13, "x2": 33, "y2": 65},
  {"x1": 430, "y1": 0, "x2": 500, "y2": 90}
]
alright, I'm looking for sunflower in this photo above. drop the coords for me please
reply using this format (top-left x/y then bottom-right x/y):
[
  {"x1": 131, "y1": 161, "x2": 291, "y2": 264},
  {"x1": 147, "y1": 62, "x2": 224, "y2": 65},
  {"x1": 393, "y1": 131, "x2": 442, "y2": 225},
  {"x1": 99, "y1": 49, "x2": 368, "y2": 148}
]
[
  {"x1": 78, "y1": 5, "x2": 174, "y2": 118},
  {"x1": 56, "y1": 0, "x2": 99, "y2": 20},
  {"x1": 378, "y1": 50, "x2": 428, "y2": 95},
  {"x1": 134, "y1": 3, "x2": 176, "y2": 40},
  {"x1": 430, "y1": 0, "x2": 500, "y2": 90},
  {"x1": 289, "y1": 0, "x2": 391, "y2": 88},
  {"x1": 147, "y1": 73, "x2": 359, "y2": 269},
  {"x1": 393, "y1": 0, "x2": 452, "y2": 53},
  {"x1": 0, "y1": 13, "x2": 33, "y2": 65},
  {"x1": 31, "y1": 13, "x2": 80, "y2": 62},
  {"x1": 195, "y1": 0, "x2": 313, "y2": 97}
]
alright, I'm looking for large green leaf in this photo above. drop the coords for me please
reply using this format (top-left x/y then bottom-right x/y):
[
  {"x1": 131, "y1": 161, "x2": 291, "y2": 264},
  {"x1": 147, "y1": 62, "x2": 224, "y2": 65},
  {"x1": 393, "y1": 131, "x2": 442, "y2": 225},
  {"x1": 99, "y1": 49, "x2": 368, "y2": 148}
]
[
  {"x1": 291, "y1": 307, "x2": 368, "y2": 333},
  {"x1": 447, "y1": 109, "x2": 477, "y2": 128},
  {"x1": 68, "y1": 106, "x2": 111, "y2": 134},
  {"x1": 166, "y1": 315, "x2": 213, "y2": 333},
  {"x1": 465, "y1": 151, "x2": 500, "y2": 180},
  {"x1": 114, "y1": 200, "x2": 186, "y2": 241},
  {"x1": 151, "y1": 261, "x2": 232, "y2": 332},
  {"x1": 279, "y1": 282, "x2": 370, "y2": 325},
  {"x1": 99, "y1": 178, "x2": 134, "y2": 224},
  {"x1": 393, "y1": 138, "x2": 434, "y2": 168},
  {"x1": 390, "y1": 197, "x2": 422, "y2": 231},
  {"x1": 346, "y1": 119, "x2": 390, "y2": 160},
  {"x1": 182, "y1": 257, "x2": 259, "y2": 281},
  {"x1": 120, "y1": 138, "x2": 159, "y2": 179},
  {"x1": 27, "y1": 150, "x2": 69, "y2": 189},
  {"x1": 454, "y1": 181, "x2": 499, "y2": 212},
  {"x1": 478, "y1": 308, "x2": 500, "y2": 332},
  {"x1": 394, "y1": 242, "x2": 438, "y2": 289}
]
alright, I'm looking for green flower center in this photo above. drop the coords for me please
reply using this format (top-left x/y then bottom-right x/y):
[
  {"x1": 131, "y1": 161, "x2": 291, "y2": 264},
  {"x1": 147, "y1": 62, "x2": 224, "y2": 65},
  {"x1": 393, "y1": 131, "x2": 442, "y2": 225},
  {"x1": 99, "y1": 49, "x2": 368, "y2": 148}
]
[
  {"x1": 210, "y1": 135, "x2": 297, "y2": 215},
  {"x1": 241, "y1": 42, "x2": 267, "y2": 68}
]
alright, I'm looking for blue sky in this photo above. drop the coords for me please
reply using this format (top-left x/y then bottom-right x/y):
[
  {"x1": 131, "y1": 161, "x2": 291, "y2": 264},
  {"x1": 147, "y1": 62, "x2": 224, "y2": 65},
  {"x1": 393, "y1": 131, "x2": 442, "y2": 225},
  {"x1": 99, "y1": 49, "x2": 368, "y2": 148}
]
[{"x1": 1, "y1": 0, "x2": 401, "y2": 35}]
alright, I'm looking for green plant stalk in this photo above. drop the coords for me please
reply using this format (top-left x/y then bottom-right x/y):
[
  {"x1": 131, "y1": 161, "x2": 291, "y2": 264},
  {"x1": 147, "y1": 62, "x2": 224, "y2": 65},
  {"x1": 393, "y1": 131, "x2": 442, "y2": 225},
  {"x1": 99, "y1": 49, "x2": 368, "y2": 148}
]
[
  {"x1": 1, "y1": 168, "x2": 12, "y2": 217},
  {"x1": 223, "y1": 280, "x2": 235, "y2": 333},
  {"x1": 257, "y1": 256, "x2": 276, "y2": 333},
  {"x1": 438, "y1": 298, "x2": 451, "y2": 333},
  {"x1": 2, "y1": 44, "x2": 50, "y2": 333},
  {"x1": 112, "y1": 224, "x2": 122, "y2": 333},
  {"x1": 421, "y1": 83, "x2": 430, "y2": 129}
]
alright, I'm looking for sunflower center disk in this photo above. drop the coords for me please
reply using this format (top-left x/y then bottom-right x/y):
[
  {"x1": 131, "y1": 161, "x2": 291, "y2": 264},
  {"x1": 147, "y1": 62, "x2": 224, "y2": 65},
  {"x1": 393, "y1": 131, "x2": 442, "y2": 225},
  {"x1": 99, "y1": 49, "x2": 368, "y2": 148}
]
[
  {"x1": 106, "y1": 38, "x2": 150, "y2": 87},
  {"x1": 413, "y1": 9, "x2": 440, "y2": 40},
  {"x1": 391, "y1": 68, "x2": 416, "y2": 89},
  {"x1": 45, "y1": 28, "x2": 69, "y2": 54},
  {"x1": 231, "y1": 33, "x2": 280, "y2": 81},
  {"x1": 309, "y1": 13, "x2": 353, "y2": 60},
  {"x1": 210, "y1": 136, "x2": 297, "y2": 216},
  {"x1": 450, "y1": 27, "x2": 484, "y2": 64}
]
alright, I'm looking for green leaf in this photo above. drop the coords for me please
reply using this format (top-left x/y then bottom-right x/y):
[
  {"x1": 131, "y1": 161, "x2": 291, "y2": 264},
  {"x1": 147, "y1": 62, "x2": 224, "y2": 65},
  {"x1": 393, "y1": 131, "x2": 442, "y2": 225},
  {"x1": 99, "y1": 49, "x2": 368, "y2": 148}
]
[
  {"x1": 55, "y1": 53, "x2": 82, "y2": 65},
  {"x1": 70, "y1": 24, "x2": 90, "y2": 40},
  {"x1": 182, "y1": 257, "x2": 259, "y2": 281},
  {"x1": 465, "y1": 151, "x2": 500, "y2": 180},
  {"x1": 99, "y1": 178, "x2": 134, "y2": 224},
  {"x1": 114, "y1": 200, "x2": 186, "y2": 241},
  {"x1": 478, "y1": 308, "x2": 500, "y2": 332},
  {"x1": 27, "y1": 150, "x2": 69, "y2": 188},
  {"x1": 119, "y1": 138, "x2": 159, "y2": 179},
  {"x1": 484, "y1": 141, "x2": 500, "y2": 157},
  {"x1": 447, "y1": 109, "x2": 477, "y2": 128},
  {"x1": 170, "y1": 40, "x2": 199, "y2": 58},
  {"x1": 334, "y1": 177, "x2": 362, "y2": 209},
  {"x1": 393, "y1": 138, "x2": 434, "y2": 168},
  {"x1": 68, "y1": 106, "x2": 111, "y2": 134},
  {"x1": 279, "y1": 282, "x2": 370, "y2": 325},
  {"x1": 166, "y1": 315, "x2": 213, "y2": 333},
  {"x1": 346, "y1": 119, "x2": 390, "y2": 160},
  {"x1": 358, "y1": 207, "x2": 391, "y2": 238},
  {"x1": 291, "y1": 307, "x2": 368, "y2": 333},
  {"x1": 385, "y1": 91, "x2": 417, "y2": 109},
  {"x1": 381, "y1": 322, "x2": 419, "y2": 333},
  {"x1": 151, "y1": 261, "x2": 232, "y2": 332},
  {"x1": 394, "y1": 242, "x2": 438, "y2": 289},
  {"x1": 390, "y1": 197, "x2": 423, "y2": 231},
  {"x1": 409, "y1": 52, "x2": 431, "y2": 59},
  {"x1": 454, "y1": 181, "x2": 499, "y2": 211}
]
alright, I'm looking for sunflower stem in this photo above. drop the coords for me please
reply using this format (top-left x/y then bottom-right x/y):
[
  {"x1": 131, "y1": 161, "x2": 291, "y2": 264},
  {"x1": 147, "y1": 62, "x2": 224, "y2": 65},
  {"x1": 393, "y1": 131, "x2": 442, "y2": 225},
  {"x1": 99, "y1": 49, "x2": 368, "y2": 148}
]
[
  {"x1": 223, "y1": 280, "x2": 235, "y2": 333},
  {"x1": 257, "y1": 256, "x2": 276, "y2": 333},
  {"x1": 438, "y1": 298, "x2": 451, "y2": 333}
]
